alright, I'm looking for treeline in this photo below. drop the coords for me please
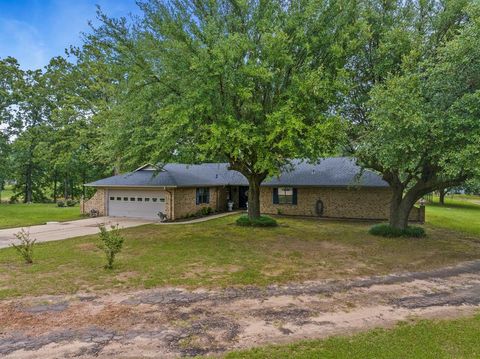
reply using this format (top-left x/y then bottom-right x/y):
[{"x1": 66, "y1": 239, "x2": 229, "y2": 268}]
[
  {"x1": 0, "y1": 53, "x2": 114, "y2": 202},
  {"x1": 0, "y1": 0, "x2": 479, "y2": 229}
]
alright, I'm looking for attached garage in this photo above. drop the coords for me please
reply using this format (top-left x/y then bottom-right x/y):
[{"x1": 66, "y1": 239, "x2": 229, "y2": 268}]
[{"x1": 107, "y1": 189, "x2": 166, "y2": 220}]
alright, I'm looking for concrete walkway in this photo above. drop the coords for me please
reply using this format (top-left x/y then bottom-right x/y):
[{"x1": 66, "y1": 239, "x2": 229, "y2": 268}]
[
  {"x1": 0, "y1": 217, "x2": 152, "y2": 249},
  {"x1": 157, "y1": 210, "x2": 242, "y2": 225}
]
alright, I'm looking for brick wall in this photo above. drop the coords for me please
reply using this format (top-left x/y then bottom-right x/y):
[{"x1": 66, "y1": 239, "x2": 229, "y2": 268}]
[
  {"x1": 81, "y1": 189, "x2": 107, "y2": 216},
  {"x1": 260, "y1": 186, "x2": 423, "y2": 221},
  {"x1": 172, "y1": 187, "x2": 227, "y2": 219}
]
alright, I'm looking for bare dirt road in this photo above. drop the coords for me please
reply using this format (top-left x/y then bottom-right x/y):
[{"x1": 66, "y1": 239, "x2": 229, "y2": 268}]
[{"x1": 2, "y1": 261, "x2": 480, "y2": 358}]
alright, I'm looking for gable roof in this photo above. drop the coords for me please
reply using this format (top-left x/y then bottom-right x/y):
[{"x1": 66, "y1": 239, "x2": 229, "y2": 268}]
[{"x1": 85, "y1": 157, "x2": 388, "y2": 188}]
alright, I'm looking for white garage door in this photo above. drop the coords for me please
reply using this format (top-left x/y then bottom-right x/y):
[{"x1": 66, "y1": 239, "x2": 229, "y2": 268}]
[{"x1": 108, "y1": 190, "x2": 166, "y2": 220}]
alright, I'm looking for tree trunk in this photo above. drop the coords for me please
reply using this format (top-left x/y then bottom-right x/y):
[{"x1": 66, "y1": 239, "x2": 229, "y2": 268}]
[
  {"x1": 25, "y1": 164, "x2": 33, "y2": 203},
  {"x1": 389, "y1": 188, "x2": 417, "y2": 230},
  {"x1": 439, "y1": 187, "x2": 446, "y2": 205},
  {"x1": 247, "y1": 175, "x2": 263, "y2": 220},
  {"x1": 70, "y1": 178, "x2": 74, "y2": 200},
  {"x1": 53, "y1": 177, "x2": 57, "y2": 202}
]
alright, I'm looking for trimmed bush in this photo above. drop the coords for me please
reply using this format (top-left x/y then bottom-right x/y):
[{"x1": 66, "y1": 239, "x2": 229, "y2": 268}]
[
  {"x1": 236, "y1": 215, "x2": 278, "y2": 227},
  {"x1": 57, "y1": 200, "x2": 65, "y2": 207},
  {"x1": 369, "y1": 223, "x2": 426, "y2": 238},
  {"x1": 66, "y1": 199, "x2": 76, "y2": 207}
]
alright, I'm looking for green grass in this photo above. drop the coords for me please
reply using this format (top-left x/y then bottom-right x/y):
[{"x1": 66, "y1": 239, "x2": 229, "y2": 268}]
[
  {"x1": 221, "y1": 314, "x2": 480, "y2": 358},
  {"x1": 1, "y1": 215, "x2": 479, "y2": 299},
  {"x1": 0, "y1": 186, "x2": 14, "y2": 203},
  {"x1": 0, "y1": 203, "x2": 83, "y2": 229},
  {"x1": 426, "y1": 196, "x2": 480, "y2": 236}
]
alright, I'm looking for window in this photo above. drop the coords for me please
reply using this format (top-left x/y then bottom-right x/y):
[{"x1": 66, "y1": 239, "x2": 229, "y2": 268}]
[
  {"x1": 116, "y1": 197, "x2": 121, "y2": 201},
  {"x1": 110, "y1": 197, "x2": 115, "y2": 201},
  {"x1": 130, "y1": 197, "x2": 136, "y2": 201},
  {"x1": 159, "y1": 198, "x2": 165, "y2": 203},
  {"x1": 123, "y1": 197, "x2": 128, "y2": 201},
  {"x1": 196, "y1": 187, "x2": 210, "y2": 204},
  {"x1": 278, "y1": 187, "x2": 293, "y2": 204},
  {"x1": 152, "y1": 198, "x2": 158, "y2": 202},
  {"x1": 145, "y1": 198, "x2": 150, "y2": 202},
  {"x1": 137, "y1": 197, "x2": 143, "y2": 202},
  {"x1": 273, "y1": 187, "x2": 297, "y2": 205}
]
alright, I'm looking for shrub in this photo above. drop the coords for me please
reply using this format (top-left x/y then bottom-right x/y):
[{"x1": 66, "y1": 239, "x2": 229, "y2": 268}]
[
  {"x1": 200, "y1": 206, "x2": 213, "y2": 216},
  {"x1": 11, "y1": 228, "x2": 36, "y2": 264},
  {"x1": 236, "y1": 215, "x2": 278, "y2": 227},
  {"x1": 66, "y1": 199, "x2": 76, "y2": 207},
  {"x1": 97, "y1": 224, "x2": 125, "y2": 269},
  {"x1": 57, "y1": 200, "x2": 65, "y2": 207},
  {"x1": 369, "y1": 223, "x2": 426, "y2": 238}
]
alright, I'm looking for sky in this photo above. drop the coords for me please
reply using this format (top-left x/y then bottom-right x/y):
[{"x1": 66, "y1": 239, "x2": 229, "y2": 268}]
[{"x1": 0, "y1": 0, "x2": 140, "y2": 70}]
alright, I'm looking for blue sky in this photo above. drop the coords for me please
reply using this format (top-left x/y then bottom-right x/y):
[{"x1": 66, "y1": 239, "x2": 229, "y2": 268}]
[{"x1": 0, "y1": 0, "x2": 140, "y2": 69}]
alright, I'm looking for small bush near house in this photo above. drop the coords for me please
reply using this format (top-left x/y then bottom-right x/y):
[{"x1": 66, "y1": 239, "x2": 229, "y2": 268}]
[
  {"x1": 369, "y1": 223, "x2": 426, "y2": 238},
  {"x1": 66, "y1": 199, "x2": 76, "y2": 207},
  {"x1": 97, "y1": 224, "x2": 125, "y2": 269},
  {"x1": 11, "y1": 228, "x2": 36, "y2": 264},
  {"x1": 236, "y1": 215, "x2": 278, "y2": 227},
  {"x1": 57, "y1": 200, "x2": 65, "y2": 207},
  {"x1": 200, "y1": 206, "x2": 214, "y2": 216}
]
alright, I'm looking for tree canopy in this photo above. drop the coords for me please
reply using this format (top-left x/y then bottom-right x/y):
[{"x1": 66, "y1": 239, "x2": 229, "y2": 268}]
[
  {"x1": 355, "y1": 1, "x2": 480, "y2": 228},
  {"x1": 87, "y1": 0, "x2": 357, "y2": 218}
]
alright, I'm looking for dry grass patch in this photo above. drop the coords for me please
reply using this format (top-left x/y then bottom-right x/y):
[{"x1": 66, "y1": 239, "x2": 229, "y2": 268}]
[{"x1": 0, "y1": 215, "x2": 479, "y2": 299}]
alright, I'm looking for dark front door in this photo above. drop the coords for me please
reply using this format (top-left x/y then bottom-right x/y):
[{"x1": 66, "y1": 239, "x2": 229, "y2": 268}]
[{"x1": 238, "y1": 186, "x2": 249, "y2": 208}]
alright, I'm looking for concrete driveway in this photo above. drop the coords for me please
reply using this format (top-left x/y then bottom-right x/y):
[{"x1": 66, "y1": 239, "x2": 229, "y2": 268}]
[{"x1": 0, "y1": 217, "x2": 153, "y2": 249}]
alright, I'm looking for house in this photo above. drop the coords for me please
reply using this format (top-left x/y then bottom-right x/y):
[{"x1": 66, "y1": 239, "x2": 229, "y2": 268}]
[{"x1": 82, "y1": 157, "x2": 425, "y2": 222}]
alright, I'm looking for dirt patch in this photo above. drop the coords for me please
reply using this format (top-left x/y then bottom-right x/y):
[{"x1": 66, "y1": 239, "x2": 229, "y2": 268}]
[
  {"x1": 2, "y1": 260, "x2": 480, "y2": 358},
  {"x1": 75, "y1": 242, "x2": 98, "y2": 251}
]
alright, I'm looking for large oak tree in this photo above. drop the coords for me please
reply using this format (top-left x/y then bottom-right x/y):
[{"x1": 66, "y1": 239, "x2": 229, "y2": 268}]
[
  {"x1": 89, "y1": 0, "x2": 358, "y2": 219},
  {"x1": 356, "y1": 2, "x2": 480, "y2": 229}
]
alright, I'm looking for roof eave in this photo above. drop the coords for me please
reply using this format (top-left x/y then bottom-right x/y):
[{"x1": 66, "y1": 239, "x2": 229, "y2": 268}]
[{"x1": 84, "y1": 184, "x2": 178, "y2": 188}]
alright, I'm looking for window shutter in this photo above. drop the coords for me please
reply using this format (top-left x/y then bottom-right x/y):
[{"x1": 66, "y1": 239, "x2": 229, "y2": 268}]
[
  {"x1": 273, "y1": 188, "x2": 279, "y2": 204},
  {"x1": 195, "y1": 188, "x2": 200, "y2": 205},
  {"x1": 292, "y1": 188, "x2": 298, "y2": 205}
]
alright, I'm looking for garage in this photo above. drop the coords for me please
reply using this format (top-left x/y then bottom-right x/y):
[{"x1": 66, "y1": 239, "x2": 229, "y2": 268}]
[{"x1": 107, "y1": 190, "x2": 166, "y2": 220}]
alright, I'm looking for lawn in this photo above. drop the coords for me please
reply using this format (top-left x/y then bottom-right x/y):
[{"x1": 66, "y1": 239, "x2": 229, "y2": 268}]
[
  {"x1": 426, "y1": 196, "x2": 480, "y2": 236},
  {"x1": 0, "y1": 186, "x2": 14, "y2": 203},
  {"x1": 221, "y1": 313, "x2": 480, "y2": 359},
  {"x1": 1, "y1": 215, "x2": 480, "y2": 299},
  {"x1": 0, "y1": 203, "x2": 83, "y2": 229}
]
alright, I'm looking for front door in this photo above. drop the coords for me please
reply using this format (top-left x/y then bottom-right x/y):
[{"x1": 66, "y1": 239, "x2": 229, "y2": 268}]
[{"x1": 238, "y1": 186, "x2": 249, "y2": 208}]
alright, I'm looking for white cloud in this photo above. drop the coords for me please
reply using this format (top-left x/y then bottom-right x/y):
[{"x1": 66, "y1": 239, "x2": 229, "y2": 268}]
[{"x1": 0, "y1": 18, "x2": 48, "y2": 70}]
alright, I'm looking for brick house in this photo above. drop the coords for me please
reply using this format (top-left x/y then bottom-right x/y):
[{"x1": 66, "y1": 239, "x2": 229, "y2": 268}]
[{"x1": 82, "y1": 157, "x2": 425, "y2": 222}]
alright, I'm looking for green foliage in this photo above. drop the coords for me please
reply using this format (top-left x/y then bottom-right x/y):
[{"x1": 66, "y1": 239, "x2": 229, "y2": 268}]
[
  {"x1": 66, "y1": 199, "x2": 76, "y2": 207},
  {"x1": 199, "y1": 207, "x2": 213, "y2": 216},
  {"x1": 353, "y1": 2, "x2": 480, "y2": 228},
  {"x1": 369, "y1": 224, "x2": 426, "y2": 238},
  {"x1": 86, "y1": 0, "x2": 355, "y2": 219},
  {"x1": 11, "y1": 228, "x2": 36, "y2": 264},
  {"x1": 97, "y1": 224, "x2": 125, "y2": 269},
  {"x1": 56, "y1": 200, "x2": 65, "y2": 207},
  {"x1": 236, "y1": 215, "x2": 278, "y2": 227}
]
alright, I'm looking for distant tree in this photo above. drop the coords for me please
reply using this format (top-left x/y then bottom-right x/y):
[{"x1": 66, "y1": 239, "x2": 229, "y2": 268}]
[
  {"x1": 356, "y1": 3, "x2": 480, "y2": 230},
  {"x1": 87, "y1": 0, "x2": 359, "y2": 219}
]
